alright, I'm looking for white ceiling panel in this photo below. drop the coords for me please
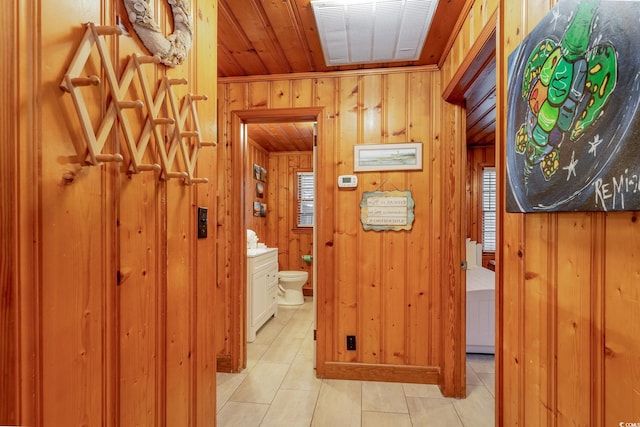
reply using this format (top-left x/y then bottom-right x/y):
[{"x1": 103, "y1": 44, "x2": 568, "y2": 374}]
[{"x1": 311, "y1": 0, "x2": 439, "y2": 66}]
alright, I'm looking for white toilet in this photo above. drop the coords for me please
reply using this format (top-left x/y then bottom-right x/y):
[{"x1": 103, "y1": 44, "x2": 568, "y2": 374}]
[{"x1": 277, "y1": 271, "x2": 308, "y2": 305}]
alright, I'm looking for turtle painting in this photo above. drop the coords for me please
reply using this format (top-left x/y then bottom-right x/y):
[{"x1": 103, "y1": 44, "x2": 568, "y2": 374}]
[
  {"x1": 506, "y1": 0, "x2": 640, "y2": 212},
  {"x1": 516, "y1": 0, "x2": 617, "y2": 183}
]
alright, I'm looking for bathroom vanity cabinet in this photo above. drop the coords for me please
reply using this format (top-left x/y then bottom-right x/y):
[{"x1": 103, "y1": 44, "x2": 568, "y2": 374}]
[{"x1": 246, "y1": 248, "x2": 279, "y2": 342}]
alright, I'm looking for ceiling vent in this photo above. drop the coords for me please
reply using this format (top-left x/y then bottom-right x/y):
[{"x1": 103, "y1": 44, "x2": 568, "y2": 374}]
[{"x1": 310, "y1": 0, "x2": 439, "y2": 66}]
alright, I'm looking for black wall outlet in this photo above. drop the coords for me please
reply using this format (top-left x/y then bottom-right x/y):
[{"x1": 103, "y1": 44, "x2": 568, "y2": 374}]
[{"x1": 346, "y1": 335, "x2": 356, "y2": 351}]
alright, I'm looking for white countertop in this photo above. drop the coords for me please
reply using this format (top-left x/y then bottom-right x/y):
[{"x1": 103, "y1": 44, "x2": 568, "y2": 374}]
[{"x1": 246, "y1": 247, "x2": 278, "y2": 257}]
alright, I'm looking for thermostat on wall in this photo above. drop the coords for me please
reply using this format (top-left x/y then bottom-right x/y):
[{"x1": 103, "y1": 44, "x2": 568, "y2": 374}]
[{"x1": 338, "y1": 175, "x2": 358, "y2": 188}]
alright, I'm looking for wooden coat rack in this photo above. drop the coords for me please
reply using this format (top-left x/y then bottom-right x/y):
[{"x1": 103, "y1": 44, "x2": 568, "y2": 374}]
[{"x1": 60, "y1": 22, "x2": 215, "y2": 184}]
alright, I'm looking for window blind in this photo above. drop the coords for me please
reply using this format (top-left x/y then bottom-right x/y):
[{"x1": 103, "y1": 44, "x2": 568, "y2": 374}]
[
  {"x1": 297, "y1": 172, "x2": 314, "y2": 227},
  {"x1": 482, "y1": 167, "x2": 496, "y2": 252}
]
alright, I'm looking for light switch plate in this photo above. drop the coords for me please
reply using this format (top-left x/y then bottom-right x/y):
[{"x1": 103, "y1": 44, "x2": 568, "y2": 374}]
[{"x1": 198, "y1": 207, "x2": 208, "y2": 239}]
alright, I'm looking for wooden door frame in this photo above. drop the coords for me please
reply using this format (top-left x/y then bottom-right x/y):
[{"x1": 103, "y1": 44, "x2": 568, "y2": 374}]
[
  {"x1": 441, "y1": 11, "x2": 497, "y2": 398},
  {"x1": 229, "y1": 107, "x2": 324, "y2": 371}
]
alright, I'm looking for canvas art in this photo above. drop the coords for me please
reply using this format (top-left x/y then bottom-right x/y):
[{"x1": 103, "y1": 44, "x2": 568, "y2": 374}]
[{"x1": 506, "y1": 0, "x2": 640, "y2": 212}]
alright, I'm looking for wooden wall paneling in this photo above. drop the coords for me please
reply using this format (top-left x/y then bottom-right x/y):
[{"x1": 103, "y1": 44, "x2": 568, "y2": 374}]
[
  {"x1": 292, "y1": 78, "x2": 314, "y2": 108},
  {"x1": 605, "y1": 212, "x2": 640, "y2": 425},
  {"x1": 246, "y1": 140, "x2": 269, "y2": 240},
  {"x1": 427, "y1": 72, "x2": 444, "y2": 371},
  {"x1": 497, "y1": 0, "x2": 523, "y2": 423},
  {"x1": 271, "y1": 152, "x2": 288, "y2": 259},
  {"x1": 271, "y1": 79, "x2": 292, "y2": 109},
  {"x1": 40, "y1": 1, "x2": 117, "y2": 424},
  {"x1": 285, "y1": 154, "x2": 297, "y2": 264},
  {"x1": 283, "y1": 154, "x2": 295, "y2": 264},
  {"x1": 590, "y1": 212, "x2": 605, "y2": 427},
  {"x1": 380, "y1": 73, "x2": 409, "y2": 366},
  {"x1": 470, "y1": 0, "x2": 484, "y2": 38},
  {"x1": 166, "y1": 64, "x2": 195, "y2": 427},
  {"x1": 358, "y1": 74, "x2": 384, "y2": 365},
  {"x1": 0, "y1": 9, "x2": 16, "y2": 420},
  {"x1": 406, "y1": 71, "x2": 434, "y2": 367},
  {"x1": 165, "y1": 184, "x2": 192, "y2": 427},
  {"x1": 556, "y1": 214, "x2": 592, "y2": 425},
  {"x1": 357, "y1": 201, "x2": 382, "y2": 364},
  {"x1": 522, "y1": 213, "x2": 554, "y2": 426},
  {"x1": 116, "y1": 24, "x2": 161, "y2": 425},
  {"x1": 119, "y1": 173, "x2": 162, "y2": 426},
  {"x1": 193, "y1": 2, "x2": 218, "y2": 419},
  {"x1": 314, "y1": 76, "x2": 337, "y2": 375},
  {"x1": 216, "y1": 83, "x2": 231, "y2": 366},
  {"x1": 1, "y1": 0, "x2": 219, "y2": 424},
  {"x1": 428, "y1": 73, "x2": 444, "y2": 372},
  {"x1": 273, "y1": 153, "x2": 288, "y2": 250},
  {"x1": 216, "y1": 81, "x2": 245, "y2": 370},
  {"x1": 3, "y1": 0, "x2": 37, "y2": 424},
  {"x1": 248, "y1": 81, "x2": 270, "y2": 109},
  {"x1": 336, "y1": 75, "x2": 360, "y2": 362}
]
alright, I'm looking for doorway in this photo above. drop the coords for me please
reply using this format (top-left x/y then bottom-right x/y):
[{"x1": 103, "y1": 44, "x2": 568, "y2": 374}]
[
  {"x1": 227, "y1": 107, "x2": 323, "y2": 372},
  {"x1": 442, "y1": 15, "x2": 497, "y2": 403}
]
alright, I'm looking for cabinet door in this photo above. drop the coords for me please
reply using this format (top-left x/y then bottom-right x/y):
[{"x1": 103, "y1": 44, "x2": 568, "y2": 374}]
[{"x1": 252, "y1": 267, "x2": 268, "y2": 326}]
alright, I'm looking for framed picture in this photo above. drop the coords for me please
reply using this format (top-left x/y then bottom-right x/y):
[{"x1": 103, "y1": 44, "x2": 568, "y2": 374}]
[
  {"x1": 506, "y1": 0, "x2": 640, "y2": 212},
  {"x1": 253, "y1": 164, "x2": 261, "y2": 180},
  {"x1": 354, "y1": 142, "x2": 423, "y2": 172},
  {"x1": 256, "y1": 182, "x2": 264, "y2": 198},
  {"x1": 253, "y1": 201, "x2": 267, "y2": 217}
]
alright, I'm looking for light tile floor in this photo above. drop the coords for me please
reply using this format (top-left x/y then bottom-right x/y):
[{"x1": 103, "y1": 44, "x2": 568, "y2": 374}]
[{"x1": 217, "y1": 298, "x2": 495, "y2": 427}]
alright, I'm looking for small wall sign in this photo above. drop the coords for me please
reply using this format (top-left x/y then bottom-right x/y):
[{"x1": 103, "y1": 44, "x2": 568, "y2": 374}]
[{"x1": 360, "y1": 190, "x2": 414, "y2": 231}]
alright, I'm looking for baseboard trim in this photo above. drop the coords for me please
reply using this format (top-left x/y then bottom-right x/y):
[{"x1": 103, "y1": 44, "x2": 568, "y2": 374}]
[{"x1": 322, "y1": 362, "x2": 440, "y2": 384}]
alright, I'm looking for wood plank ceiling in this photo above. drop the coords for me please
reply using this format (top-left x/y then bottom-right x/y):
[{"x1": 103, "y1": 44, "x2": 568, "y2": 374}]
[
  {"x1": 220, "y1": 0, "x2": 495, "y2": 149},
  {"x1": 248, "y1": 122, "x2": 315, "y2": 152}
]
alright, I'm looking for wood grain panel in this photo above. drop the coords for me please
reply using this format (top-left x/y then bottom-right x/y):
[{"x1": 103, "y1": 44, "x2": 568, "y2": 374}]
[
  {"x1": 336, "y1": 75, "x2": 360, "y2": 362},
  {"x1": 1, "y1": 1, "x2": 21, "y2": 424},
  {"x1": 39, "y1": 2, "x2": 112, "y2": 424},
  {"x1": 314, "y1": 76, "x2": 337, "y2": 375},
  {"x1": 245, "y1": 140, "x2": 270, "y2": 240},
  {"x1": 522, "y1": 214, "x2": 553, "y2": 426},
  {"x1": 556, "y1": 214, "x2": 591, "y2": 426},
  {"x1": 605, "y1": 212, "x2": 640, "y2": 425},
  {"x1": 1, "y1": 0, "x2": 218, "y2": 425},
  {"x1": 193, "y1": 8, "x2": 218, "y2": 421},
  {"x1": 497, "y1": 0, "x2": 523, "y2": 423},
  {"x1": 358, "y1": 74, "x2": 384, "y2": 365},
  {"x1": 406, "y1": 71, "x2": 435, "y2": 367}
]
